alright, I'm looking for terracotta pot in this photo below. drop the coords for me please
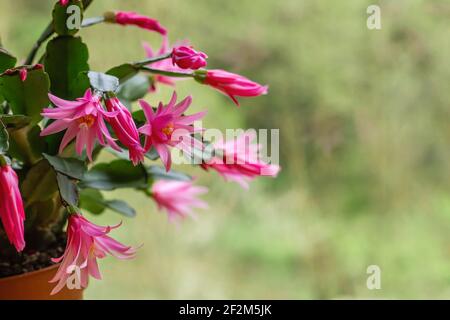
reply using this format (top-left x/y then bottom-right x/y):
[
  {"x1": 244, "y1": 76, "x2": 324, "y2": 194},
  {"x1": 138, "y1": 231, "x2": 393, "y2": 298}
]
[{"x1": 0, "y1": 264, "x2": 83, "y2": 300}]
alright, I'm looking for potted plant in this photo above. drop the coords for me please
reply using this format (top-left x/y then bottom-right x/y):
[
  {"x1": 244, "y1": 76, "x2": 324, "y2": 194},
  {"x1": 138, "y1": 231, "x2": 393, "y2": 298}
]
[{"x1": 0, "y1": 0, "x2": 279, "y2": 300}]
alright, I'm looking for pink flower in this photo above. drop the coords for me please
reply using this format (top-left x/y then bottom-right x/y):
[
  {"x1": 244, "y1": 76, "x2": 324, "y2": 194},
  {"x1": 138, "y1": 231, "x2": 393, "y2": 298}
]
[
  {"x1": 59, "y1": 0, "x2": 69, "y2": 6},
  {"x1": 142, "y1": 37, "x2": 192, "y2": 92},
  {"x1": 105, "y1": 97, "x2": 145, "y2": 165},
  {"x1": 0, "y1": 164, "x2": 25, "y2": 252},
  {"x1": 151, "y1": 180, "x2": 208, "y2": 221},
  {"x1": 40, "y1": 89, "x2": 120, "y2": 161},
  {"x1": 194, "y1": 69, "x2": 268, "y2": 106},
  {"x1": 50, "y1": 214, "x2": 137, "y2": 295},
  {"x1": 138, "y1": 91, "x2": 207, "y2": 171},
  {"x1": 172, "y1": 46, "x2": 208, "y2": 70},
  {"x1": 201, "y1": 132, "x2": 280, "y2": 189},
  {"x1": 19, "y1": 68, "x2": 27, "y2": 82},
  {"x1": 113, "y1": 11, "x2": 167, "y2": 35}
]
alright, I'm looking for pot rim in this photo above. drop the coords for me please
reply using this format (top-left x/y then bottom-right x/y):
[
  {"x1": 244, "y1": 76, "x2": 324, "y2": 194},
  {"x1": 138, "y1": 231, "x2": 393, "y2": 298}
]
[{"x1": 0, "y1": 263, "x2": 59, "y2": 284}]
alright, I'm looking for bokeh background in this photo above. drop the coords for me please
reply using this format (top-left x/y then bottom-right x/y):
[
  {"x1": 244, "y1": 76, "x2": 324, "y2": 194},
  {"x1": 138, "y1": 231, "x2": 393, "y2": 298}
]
[{"x1": 1, "y1": 0, "x2": 449, "y2": 299}]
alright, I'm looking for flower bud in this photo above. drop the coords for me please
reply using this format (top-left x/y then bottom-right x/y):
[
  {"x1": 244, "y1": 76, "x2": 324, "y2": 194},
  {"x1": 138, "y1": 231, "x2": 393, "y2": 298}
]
[
  {"x1": 196, "y1": 69, "x2": 268, "y2": 106},
  {"x1": 104, "y1": 11, "x2": 167, "y2": 35},
  {"x1": 172, "y1": 46, "x2": 208, "y2": 70}
]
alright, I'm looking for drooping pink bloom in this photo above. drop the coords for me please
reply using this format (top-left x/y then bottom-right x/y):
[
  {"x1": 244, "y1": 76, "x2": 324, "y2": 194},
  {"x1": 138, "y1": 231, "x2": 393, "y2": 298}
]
[
  {"x1": 138, "y1": 91, "x2": 207, "y2": 171},
  {"x1": 194, "y1": 69, "x2": 268, "y2": 106},
  {"x1": 0, "y1": 164, "x2": 25, "y2": 252},
  {"x1": 142, "y1": 37, "x2": 192, "y2": 92},
  {"x1": 113, "y1": 11, "x2": 167, "y2": 35},
  {"x1": 151, "y1": 180, "x2": 208, "y2": 221},
  {"x1": 201, "y1": 132, "x2": 280, "y2": 189},
  {"x1": 172, "y1": 46, "x2": 208, "y2": 70},
  {"x1": 40, "y1": 89, "x2": 121, "y2": 161},
  {"x1": 105, "y1": 97, "x2": 145, "y2": 165},
  {"x1": 59, "y1": 0, "x2": 69, "y2": 6},
  {"x1": 50, "y1": 214, "x2": 137, "y2": 295},
  {"x1": 19, "y1": 68, "x2": 27, "y2": 82}
]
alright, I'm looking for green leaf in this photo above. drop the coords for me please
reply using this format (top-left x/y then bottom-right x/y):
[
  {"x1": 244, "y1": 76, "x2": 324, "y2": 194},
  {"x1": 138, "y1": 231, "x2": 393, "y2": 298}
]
[
  {"x1": 118, "y1": 98, "x2": 132, "y2": 111},
  {"x1": 0, "y1": 48, "x2": 16, "y2": 73},
  {"x1": 43, "y1": 153, "x2": 87, "y2": 180},
  {"x1": 117, "y1": 74, "x2": 150, "y2": 102},
  {"x1": 86, "y1": 71, "x2": 119, "y2": 92},
  {"x1": 104, "y1": 147, "x2": 130, "y2": 161},
  {"x1": 21, "y1": 159, "x2": 59, "y2": 207},
  {"x1": 56, "y1": 173, "x2": 79, "y2": 206},
  {"x1": 145, "y1": 147, "x2": 160, "y2": 161},
  {"x1": 132, "y1": 109, "x2": 146, "y2": 124},
  {"x1": 44, "y1": 36, "x2": 90, "y2": 99},
  {"x1": 106, "y1": 63, "x2": 139, "y2": 83},
  {"x1": 79, "y1": 188, "x2": 105, "y2": 214},
  {"x1": 189, "y1": 143, "x2": 214, "y2": 164},
  {"x1": 43, "y1": 36, "x2": 90, "y2": 155},
  {"x1": 0, "y1": 69, "x2": 50, "y2": 125},
  {"x1": 104, "y1": 200, "x2": 136, "y2": 217},
  {"x1": 0, "y1": 120, "x2": 9, "y2": 153},
  {"x1": 79, "y1": 188, "x2": 136, "y2": 217},
  {"x1": 80, "y1": 159, "x2": 147, "y2": 190},
  {"x1": 147, "y1": 165, "x2": 192, "y2": 182},
  {"x1": 0, "y1": 114, "x2": 32, "y2": 131},
  {"x1": 8, "y1": 125, "x2": 45, "y2": 165},
  {"x1": 52, "y1": 0, "x2": 83, "y2": 36}
]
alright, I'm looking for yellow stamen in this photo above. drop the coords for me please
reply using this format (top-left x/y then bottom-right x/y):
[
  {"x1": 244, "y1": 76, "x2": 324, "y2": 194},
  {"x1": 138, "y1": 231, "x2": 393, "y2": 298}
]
[
  {"x1": 77, "y1": 115, "x2": 95, "y2": 128},
  {"x1": 162, "y1": 123, "x2": 174, "y2": 136}
]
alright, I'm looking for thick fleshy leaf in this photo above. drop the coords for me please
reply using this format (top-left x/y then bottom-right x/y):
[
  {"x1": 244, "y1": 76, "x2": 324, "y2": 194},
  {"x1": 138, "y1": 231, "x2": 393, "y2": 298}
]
[
  {"x1": 56, "y1": 173, "x2": 79, "y2": 206},
  {"x1": 0, "y1": 69, "x2": 50, "y2": 125},
  {"x1": 106, "y1": 146, "x2": 160, "y2": 163},
  {"x1": 106, "y1": 63, "x2": 139, "y2": 83},
  {"x1": 0, "y1": 48, "x2": 16, "y2": 73},
  {"x1": 0, "y1": 120, "x2": 9, "y2": 153},
  {"x1": 145, "y1": 147, "x2": 160, "y2": 161},
  {"x1": 21, "y1": 159, "x2": 59, "y2": 206},
  {"x1": 86, "y1": 71, "x2": 119, "y2": 92},
  {"x1": 8, "y1": 125, "x2": 45, "y2": 165},
  {"x1": 117, "y1": 74, "x2": 150, "y2": 102},
  {"x1": 79, "y1": 188, "x2": 136, "y2": 217},
  {"x1": 189, "y1": 142, "x2": 214, "y2": 164},
  {"x1": 52, "y1": 0, "x2": 84, "y2": 36},
  {"x1": 80, "y1": 159, "x2": 148, "y2": 190},
  {"x1": 0, "y1": 114, "x2": 32, "y2": 131},
  {"x1": 43, "y1": 153, "x2": 87, "y2": 180},
  {"x1": 104, "y1": 200, "x2": 136, "y2": 217},
  {"x1": 43, "y1": 36, "x2": 89, "y2": 155},
  {"x1": 104, "y1": 147, "x2": 130, "y2": 161},
  {"x1": 44, "y1": 36, "x2": 90, "y2": 99},
  {"x1": 79, "y1": 188, "x2": 105, "y2": 214},
  {"x1": 147, "y1": 165, "x2": 192, "y2": 182},
  {"x1": 132, "y1": 109, "x2": 146, "y2": 124}
]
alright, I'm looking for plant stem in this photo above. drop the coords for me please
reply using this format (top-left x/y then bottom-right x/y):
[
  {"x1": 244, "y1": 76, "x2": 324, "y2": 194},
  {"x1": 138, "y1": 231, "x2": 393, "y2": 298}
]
[
  {"x1": 24, "y1": 0, "x2": 95, "y2": 65},
  {"x1": 140, "y1": 66, "x2": 194, "y2": 78},
  {"x1": 24, "y1": 23, "x2": 53, "y2": 65},
  {"x1": 134, "y1": 53, "x2": 172, "y2": 68},
  {"x1": 81, "y1": 16, "x2": 105, "y2": 28}
]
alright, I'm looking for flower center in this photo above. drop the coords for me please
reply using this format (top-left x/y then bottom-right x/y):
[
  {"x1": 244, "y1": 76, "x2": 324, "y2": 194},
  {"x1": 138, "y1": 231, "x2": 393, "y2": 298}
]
[
  {"x1": 77, "y1": 115, "x2": 95, "y2": 128},
  {"x1": 162, "y1": 123, "x2": 174, "y2": 137}
]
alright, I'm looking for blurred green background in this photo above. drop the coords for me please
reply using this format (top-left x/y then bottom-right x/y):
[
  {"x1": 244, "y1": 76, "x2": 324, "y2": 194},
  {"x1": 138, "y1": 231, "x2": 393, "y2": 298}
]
[{"x1": 1, "y1": 0, "x2": 450, "y2": 299}]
